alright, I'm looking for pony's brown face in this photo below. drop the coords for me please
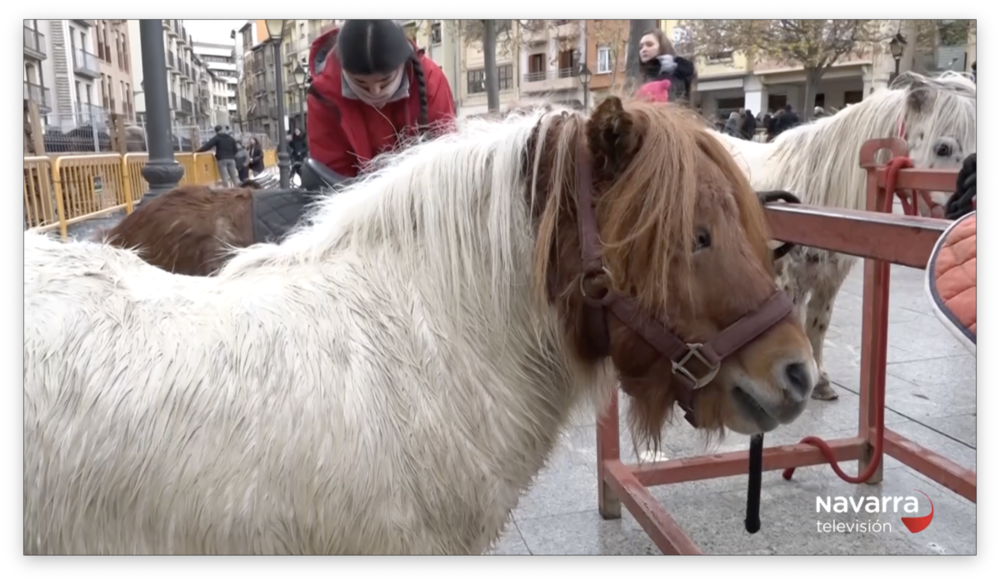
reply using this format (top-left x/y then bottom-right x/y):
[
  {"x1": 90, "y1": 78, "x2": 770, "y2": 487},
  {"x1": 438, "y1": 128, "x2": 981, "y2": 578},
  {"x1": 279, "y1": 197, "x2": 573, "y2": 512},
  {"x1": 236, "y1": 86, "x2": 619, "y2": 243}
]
[{"x1": 530, "y1": 97, "x2": 816, "y2": 446}]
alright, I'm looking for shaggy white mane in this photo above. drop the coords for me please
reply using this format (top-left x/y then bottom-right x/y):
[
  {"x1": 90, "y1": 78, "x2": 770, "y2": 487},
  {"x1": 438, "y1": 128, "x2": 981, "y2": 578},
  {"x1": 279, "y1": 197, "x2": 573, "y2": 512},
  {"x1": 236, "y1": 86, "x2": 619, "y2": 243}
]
[
  {"x1": 24, "y1": 104, "x2": 615, "y2": 554},
  {"x1": 712, "y1": 70, "x2": 976, "y2": 211}
]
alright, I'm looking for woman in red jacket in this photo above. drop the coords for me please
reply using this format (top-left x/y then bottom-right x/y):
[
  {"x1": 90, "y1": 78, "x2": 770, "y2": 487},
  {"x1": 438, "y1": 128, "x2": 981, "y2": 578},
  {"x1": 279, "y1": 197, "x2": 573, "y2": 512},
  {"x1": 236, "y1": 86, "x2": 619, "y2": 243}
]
[{"x1": 306, "y1": 20, "x2": 457, "y2": 183}]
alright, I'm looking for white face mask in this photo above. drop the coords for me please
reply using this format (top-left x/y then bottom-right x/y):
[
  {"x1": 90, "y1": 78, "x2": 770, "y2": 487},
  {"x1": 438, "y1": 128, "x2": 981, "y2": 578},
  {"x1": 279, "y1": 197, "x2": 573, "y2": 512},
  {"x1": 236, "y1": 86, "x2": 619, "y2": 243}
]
[{"x1": 343, "y1": 66, "x2": 406, "y2": 109}]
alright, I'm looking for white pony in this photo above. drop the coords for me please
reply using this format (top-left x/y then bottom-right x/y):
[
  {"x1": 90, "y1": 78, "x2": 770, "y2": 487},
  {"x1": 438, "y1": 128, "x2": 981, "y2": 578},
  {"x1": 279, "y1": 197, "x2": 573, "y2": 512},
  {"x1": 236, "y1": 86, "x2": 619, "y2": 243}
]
[
  {"x1": 711, "y1": 71, "x2": 976, "y2": 400},
  {"x1": 24, "y1": 98, "x2": 816, "y2": 554}
]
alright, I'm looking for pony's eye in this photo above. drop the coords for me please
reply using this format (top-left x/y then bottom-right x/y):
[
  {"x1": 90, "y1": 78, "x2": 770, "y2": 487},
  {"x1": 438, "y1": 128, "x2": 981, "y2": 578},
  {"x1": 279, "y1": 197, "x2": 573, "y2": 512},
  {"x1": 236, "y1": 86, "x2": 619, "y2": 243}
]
[
  {"x1": 694, "y1": 229, "x2": 712, "y2": 251},
  {"x1": 936, "y1": 143, "x2": 953, "y2": 157}
]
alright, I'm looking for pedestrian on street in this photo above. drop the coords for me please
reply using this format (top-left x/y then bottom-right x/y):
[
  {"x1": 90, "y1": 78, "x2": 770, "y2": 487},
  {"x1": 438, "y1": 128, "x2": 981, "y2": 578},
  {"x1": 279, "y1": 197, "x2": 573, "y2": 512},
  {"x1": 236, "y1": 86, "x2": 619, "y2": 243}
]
[
  {"x1": 197, "y1": 125, "x2": 240, "y2": 187},
  {"x1": 723, "y1": 111, "x2": 742, "y2": 137},
  {"x1": 235, "y1": 141, "x2": 250, "y2": 183},
  {"x1": 772, "y1": 103, "x2": 801, "y2": 138},
  {"x1": 288, "y1": 128, "x2": 308, "y2": 182},
  {"x1": 247, "y1": 137, "x2": 265, "y2": 177},
  {"x1": 740, "y1": 108, "x2": 757, "y2": 140},
  {"x1": 305, "y1": 20, "x2": 457, "y2": 187}
]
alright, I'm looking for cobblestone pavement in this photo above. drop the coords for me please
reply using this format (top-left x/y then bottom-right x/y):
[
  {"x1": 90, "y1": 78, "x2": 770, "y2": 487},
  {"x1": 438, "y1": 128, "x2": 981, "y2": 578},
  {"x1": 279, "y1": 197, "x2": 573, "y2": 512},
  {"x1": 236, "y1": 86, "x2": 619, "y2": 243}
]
[{"x1": 488, "y1": 263, "x2": 976, "y2": 556}]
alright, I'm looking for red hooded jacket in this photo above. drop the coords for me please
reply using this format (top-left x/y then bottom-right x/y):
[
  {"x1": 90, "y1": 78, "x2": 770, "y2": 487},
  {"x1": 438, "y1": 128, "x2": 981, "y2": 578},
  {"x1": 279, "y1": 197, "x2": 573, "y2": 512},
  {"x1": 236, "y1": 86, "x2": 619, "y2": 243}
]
[{"x1": 306, "y1": 28, "x2": 457, "y2": 178}]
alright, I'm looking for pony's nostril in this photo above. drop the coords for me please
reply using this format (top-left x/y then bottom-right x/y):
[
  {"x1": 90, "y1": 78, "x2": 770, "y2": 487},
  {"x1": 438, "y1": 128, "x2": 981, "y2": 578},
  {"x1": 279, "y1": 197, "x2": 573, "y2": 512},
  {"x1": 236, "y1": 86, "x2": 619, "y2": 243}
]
[{"x1": 784, "y1": 362, "x2": 812, "y2": 399}]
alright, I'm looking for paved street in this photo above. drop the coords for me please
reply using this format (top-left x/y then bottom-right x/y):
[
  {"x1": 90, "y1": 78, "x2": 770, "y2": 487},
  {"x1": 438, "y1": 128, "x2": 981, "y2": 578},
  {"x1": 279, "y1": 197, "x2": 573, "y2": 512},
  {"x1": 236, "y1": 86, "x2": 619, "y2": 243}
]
[{"x1": 488, "y1": 262, "x2": 976, "y2": 555}]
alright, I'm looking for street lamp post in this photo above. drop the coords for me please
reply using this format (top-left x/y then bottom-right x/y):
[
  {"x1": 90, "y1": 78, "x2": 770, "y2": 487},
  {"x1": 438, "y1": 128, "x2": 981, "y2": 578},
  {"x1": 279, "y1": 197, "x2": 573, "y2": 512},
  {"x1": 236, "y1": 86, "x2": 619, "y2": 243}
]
[
  {"x1": 293, "y1": 62, "x2": 307, "y2": 132},
  {"x1": 574, "y1": 49, "x2": 593, "y2": 112},
  {"x1": 265, "y1": 19, "x2": 291, "y2": 189},
  {"x1": 138, "y1": 19, "x2": 184, "y2": 202},
  {"x1": 889, "y1": 33, "x2": 906, "y2": 85}
]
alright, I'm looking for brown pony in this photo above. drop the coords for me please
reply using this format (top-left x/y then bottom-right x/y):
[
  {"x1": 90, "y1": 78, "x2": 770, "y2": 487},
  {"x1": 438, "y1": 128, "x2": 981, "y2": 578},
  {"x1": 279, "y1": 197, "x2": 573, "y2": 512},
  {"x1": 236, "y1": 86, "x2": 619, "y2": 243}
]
[
  {"x1": 96, "y1": 181, "x2": 261, "y2": 276},
  {"x1": 526, "y1": 97, "x2": 815, "y2": 442}
]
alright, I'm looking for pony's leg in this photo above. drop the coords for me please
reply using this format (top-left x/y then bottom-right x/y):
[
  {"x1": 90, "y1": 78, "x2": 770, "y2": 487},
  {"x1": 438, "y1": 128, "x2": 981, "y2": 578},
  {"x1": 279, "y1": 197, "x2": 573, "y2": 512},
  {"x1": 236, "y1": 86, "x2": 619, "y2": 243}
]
[{"x1": 804, "y1": 256, "x2": 853, "y2": 401}]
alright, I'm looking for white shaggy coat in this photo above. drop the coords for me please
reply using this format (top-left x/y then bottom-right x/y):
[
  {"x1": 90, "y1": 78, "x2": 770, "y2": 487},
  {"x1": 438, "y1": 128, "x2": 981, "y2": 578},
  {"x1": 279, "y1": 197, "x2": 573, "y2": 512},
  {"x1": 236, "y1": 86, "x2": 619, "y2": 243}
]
[{"x1": 24, "y1": 106, "x2": 614, "y2": 555}]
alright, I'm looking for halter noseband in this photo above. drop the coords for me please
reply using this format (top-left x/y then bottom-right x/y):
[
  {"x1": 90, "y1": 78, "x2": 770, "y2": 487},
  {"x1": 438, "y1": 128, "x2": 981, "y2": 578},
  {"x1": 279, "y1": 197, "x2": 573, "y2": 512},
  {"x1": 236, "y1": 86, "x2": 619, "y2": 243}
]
[{"x1": 570, "y1": 139, "x2": 794, "y2": 428}]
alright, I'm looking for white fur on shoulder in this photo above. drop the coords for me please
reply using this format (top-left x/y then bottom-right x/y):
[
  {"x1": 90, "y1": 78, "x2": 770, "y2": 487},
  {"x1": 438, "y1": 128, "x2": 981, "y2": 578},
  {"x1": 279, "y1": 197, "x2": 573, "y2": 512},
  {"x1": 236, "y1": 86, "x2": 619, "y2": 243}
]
[{"x1": 23, "y1": 106, "x2": 615, "y2": 555}]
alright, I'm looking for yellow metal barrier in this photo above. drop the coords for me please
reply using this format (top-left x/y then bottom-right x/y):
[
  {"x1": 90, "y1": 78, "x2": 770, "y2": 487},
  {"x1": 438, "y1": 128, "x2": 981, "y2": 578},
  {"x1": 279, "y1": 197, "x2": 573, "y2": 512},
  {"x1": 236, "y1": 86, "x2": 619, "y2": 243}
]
[
  {"x1": 192, "y1": 152, "x2": 221, "y2": 184},
  {"x1": 24, "y1": 157, "x2": 57, "y2": 229},
  {"x1": 175, "y1": 153, "x2": 197, "y2": 186},
  {"x1": 50, "y1": 154, "x2": 133, "y2": 239},
  {"x1": 25, "y1": 149, "x2": 282, "y2": 239},
  {"x1": 123, "y1": 154, "x2": 149, "y2": 206}
]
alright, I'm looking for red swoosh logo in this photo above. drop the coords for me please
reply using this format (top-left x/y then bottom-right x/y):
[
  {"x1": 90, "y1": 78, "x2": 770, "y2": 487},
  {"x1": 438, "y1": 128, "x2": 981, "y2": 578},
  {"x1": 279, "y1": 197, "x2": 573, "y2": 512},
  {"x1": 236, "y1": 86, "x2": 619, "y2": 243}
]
[{"x1": 901, "y1": 490, "x2": 934, "y2": 533}]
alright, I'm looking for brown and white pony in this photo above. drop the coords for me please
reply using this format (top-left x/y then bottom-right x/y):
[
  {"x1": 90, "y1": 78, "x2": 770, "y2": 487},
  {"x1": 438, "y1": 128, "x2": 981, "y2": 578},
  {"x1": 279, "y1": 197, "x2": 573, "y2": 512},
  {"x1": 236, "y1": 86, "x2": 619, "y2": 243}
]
[{"x1": 24, "y1": 97, "x2": 815, "y2": 554}]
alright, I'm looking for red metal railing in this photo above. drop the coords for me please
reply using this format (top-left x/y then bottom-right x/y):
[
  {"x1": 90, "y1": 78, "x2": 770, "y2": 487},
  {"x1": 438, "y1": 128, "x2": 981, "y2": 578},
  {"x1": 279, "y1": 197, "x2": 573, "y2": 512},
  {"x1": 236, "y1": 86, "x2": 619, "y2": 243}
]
[{"x1": 595, "y1": 138, "x2": 975, "y2": 554}]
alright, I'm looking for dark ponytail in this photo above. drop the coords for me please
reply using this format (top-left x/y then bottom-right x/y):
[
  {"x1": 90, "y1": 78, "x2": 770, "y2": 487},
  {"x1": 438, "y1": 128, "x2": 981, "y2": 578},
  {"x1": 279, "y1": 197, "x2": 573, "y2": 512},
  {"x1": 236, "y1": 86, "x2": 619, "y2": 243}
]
[{"x1": 409, "y1": 52, "x2": 429, "y2": 136}]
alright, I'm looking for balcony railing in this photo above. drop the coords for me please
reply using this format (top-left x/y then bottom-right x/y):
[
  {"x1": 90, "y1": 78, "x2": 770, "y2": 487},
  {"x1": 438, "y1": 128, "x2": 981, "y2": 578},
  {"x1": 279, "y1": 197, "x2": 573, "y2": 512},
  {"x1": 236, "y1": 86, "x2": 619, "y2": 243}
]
[
  {"x1": 23, "y1": 81, "x2": 52, "y2": 112},
  {"x1": 181, "y1": 97, "x2": 193, "y2": 114},
  {"x1": 164, "y1": 19, "x2": 178, "y2": 36},
  {"x1": 23, "y1": 26, "x2": 46, "y2": 59},
  {"x1": 171, "y1": 92, "x2": 178, "y2": 110},
  {"x1": 167, "y1": 51, "x2": 176, "y2": 69},
  {"x1": 73, "y1": 49, "x2": 100, "y2": 77},
  {"x1": 522, "y1": 67, "x2": 580, "y2": 83}
]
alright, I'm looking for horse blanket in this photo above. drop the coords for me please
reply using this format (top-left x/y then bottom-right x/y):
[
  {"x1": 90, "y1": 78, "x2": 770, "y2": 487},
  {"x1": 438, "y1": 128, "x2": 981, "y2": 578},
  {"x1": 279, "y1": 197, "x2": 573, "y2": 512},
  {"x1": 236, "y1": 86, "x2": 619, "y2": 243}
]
[
  {"x1": 251, "y1": 189, "x2": 323, "y2": 244},
  {"x1": 926, "y1": 211, "x2": 976, "y2": 354}
]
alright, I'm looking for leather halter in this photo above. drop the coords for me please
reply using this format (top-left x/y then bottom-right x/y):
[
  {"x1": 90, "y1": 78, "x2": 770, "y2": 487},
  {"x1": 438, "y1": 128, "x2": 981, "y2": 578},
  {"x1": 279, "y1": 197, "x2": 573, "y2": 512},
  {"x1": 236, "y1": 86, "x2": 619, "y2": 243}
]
[{"x1": 570, "y1": 139, "x2": 795, "y2": 428}]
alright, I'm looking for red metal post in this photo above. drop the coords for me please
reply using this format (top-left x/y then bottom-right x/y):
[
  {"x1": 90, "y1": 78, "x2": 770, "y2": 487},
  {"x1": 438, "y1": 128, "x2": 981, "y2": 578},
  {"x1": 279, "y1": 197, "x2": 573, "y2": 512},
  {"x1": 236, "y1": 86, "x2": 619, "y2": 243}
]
[{"x1": 596, "y1": 390, "x2": 622, "y2": 519}]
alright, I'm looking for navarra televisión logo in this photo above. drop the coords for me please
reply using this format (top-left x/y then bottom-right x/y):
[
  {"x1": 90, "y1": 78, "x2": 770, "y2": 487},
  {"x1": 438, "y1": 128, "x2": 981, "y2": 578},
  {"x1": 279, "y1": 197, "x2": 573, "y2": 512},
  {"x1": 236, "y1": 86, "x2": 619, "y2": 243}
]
[{"x1": 815, "y1": 490, "x2": 934, "y2": 534}]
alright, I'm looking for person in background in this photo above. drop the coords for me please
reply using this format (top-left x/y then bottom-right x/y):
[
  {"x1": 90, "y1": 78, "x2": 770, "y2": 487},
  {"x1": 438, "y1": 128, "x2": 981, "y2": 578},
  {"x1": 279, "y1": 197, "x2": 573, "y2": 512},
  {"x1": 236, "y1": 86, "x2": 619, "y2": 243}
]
[
  {"x1": 305, "y1": 20, "x2": 456, "y2": 184},
  {"x1": 636, "y1": 28, "x2": 696, "y2": 104},
  {"x1": 813, "y1": 106, "x2": 827, "y2": 119},
  {"x1": 772, "y1": 103, "x2": 801, "y2": 138},
  {"x1": 247, "y1": 137, "x2": 265, "y2": 177},
  {"x1": 235, "y1": 141, "x2": 250, "y2": 183},
  {"x1": 197, "y1": 125, "x2": 239, "y2": 187},
  {"x1": 722, "y1": 111, "x2": 742, "y2": 137},
  {"x1": 288, "y1": 128, "x2": 308, "y2": 182},
  {"x1": 740, "y1": 108, "x2": 757, "y2": 140}
]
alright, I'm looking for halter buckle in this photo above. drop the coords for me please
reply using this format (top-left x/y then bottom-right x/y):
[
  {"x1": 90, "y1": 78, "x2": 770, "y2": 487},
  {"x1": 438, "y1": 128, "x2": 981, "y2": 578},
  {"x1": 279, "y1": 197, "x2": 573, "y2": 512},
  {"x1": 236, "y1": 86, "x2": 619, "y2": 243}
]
[
  {"x1": 579, "y1": 266, "x2": 615, "y2": 307},
  {"x1": 672, "y1": 343, "x2": 721, "y2": 389}
]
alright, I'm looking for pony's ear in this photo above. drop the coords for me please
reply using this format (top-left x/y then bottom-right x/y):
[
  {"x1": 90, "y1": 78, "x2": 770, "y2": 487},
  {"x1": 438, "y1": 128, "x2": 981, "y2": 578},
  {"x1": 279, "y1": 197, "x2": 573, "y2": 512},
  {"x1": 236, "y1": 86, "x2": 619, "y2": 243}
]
[
  {"x1": 906, "y1": 83, "x2": 934, "y2": 115},
  {"x1": 586, "y1": 96, "x2": 641, "y2": 182}
]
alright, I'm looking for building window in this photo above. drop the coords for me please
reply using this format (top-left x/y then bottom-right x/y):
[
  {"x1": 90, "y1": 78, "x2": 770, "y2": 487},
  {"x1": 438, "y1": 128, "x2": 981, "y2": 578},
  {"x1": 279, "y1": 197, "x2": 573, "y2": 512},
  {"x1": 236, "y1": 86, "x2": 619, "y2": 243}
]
[
  {"x1": 467, "y1": 68, "x2": 485, "y2": 94},
  {"x1": 431, "y1": 22, "x2": 442, "y2": 45},
  {"x1": 597, "y1": 46, "x2": 612, "y2": 74},
  {"x1": 844, "y1": 90, "x2": 864, "y2": 105},
  {"x1": 498, "y1": 64, "x2": 513, "y2": 90},
  {"x1": 707, "y1": 50, "x2": 734, "y2": 63},
  {"x1": 466, "y1": 66, "x2": 514, "y2": 93}
]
